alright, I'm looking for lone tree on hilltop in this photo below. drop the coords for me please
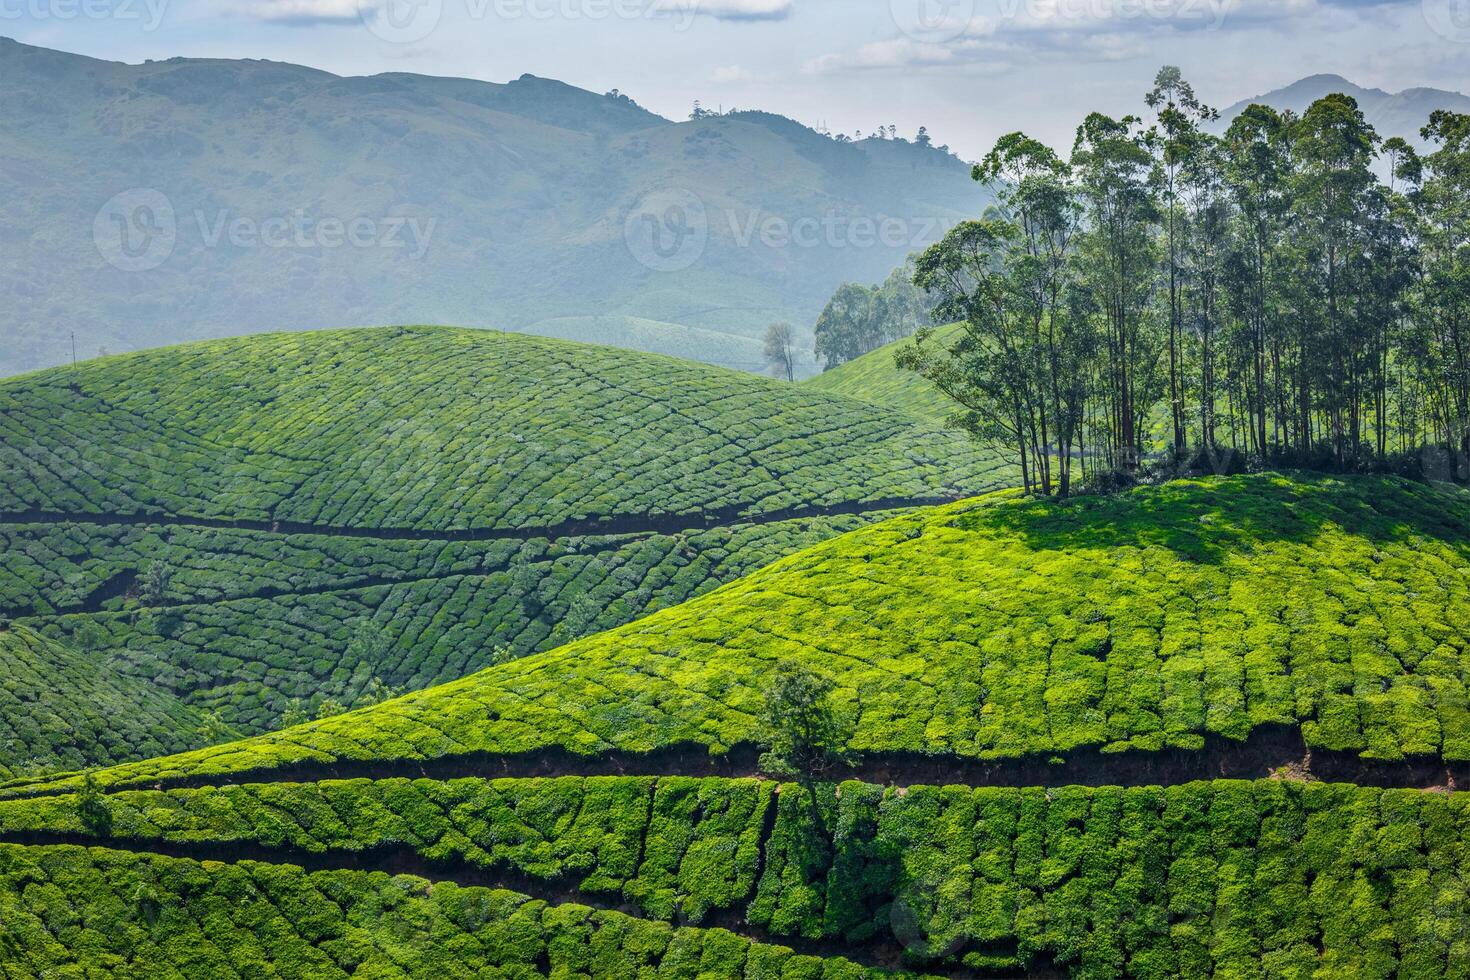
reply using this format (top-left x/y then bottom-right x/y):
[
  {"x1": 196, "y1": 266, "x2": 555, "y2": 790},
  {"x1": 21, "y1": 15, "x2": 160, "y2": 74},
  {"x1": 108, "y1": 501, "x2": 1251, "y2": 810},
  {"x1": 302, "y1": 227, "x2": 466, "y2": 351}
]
[{"x1": 763, "y1": 322, "x2": 797, "y2": 382}]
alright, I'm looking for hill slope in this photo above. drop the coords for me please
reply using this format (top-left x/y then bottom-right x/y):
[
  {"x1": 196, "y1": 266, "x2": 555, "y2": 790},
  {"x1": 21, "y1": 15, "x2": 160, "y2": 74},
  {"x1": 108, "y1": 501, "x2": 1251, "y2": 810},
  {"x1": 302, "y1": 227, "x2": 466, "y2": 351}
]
[
  {"x1": 1, "y1": 326, "x2": 999, "y2": 529},
  {"x1": 0, "y1": 38, "x2": 988, "y2": 378},
  {"x1": 803, "y1": 324, "x2": 963, "y2": 423},
  {"x1": 0, "y1": 326, "x2": 1010, "y2": 759},
  {"x1": 16, "y1": 472, "x2": 1469, "y2": 798},
  {"x1": 0, "y1": 625, "x2": 204, "y2": 778},
  {"x1": 1, "y1": 475, "x2": 1467, "y2": 977}
]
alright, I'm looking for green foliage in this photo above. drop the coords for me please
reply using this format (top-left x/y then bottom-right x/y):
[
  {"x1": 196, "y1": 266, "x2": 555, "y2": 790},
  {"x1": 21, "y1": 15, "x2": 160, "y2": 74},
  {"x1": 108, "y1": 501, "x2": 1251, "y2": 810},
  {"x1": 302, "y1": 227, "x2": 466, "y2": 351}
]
[
  {"x1": 14, "y1": 474, "x2": 1470, "y2": 797},
  {"x1": 0, "y1": 843, "x2": 902, "y2": 978},
  {"x1": 74, "y1": 773, "x2": 111, "y2": 837},
  {"x1": 0, "y1": 625, "x2": 203, "y2": 778},
  {"x1": 814, "y1": 264, "x2": 934, "y2": 371},
  {"x1": 760, "y1": 660, "x2": 854, "y2": 777},
  {"x1": 900, "y1": 76, "x2": 1470, "y2": 482},
  {"x1": 1, "y1": 777, "x2": 1464, "y2": 976},
  {"x1": 315, "y1": 699, "x2": 348, "y2": 721},
  {"x1": 139, "y1": 561, "x2": 172, "y2": 606},
  {"x1": 194, "y1": 711, "x2": 234, "y2": 747}
]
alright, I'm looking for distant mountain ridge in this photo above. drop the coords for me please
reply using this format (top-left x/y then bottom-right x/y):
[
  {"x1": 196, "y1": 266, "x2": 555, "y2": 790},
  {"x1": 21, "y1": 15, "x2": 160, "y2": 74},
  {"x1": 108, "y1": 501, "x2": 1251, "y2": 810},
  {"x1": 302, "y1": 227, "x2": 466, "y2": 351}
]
[
  {"x1": 1219, "y1": 73, "x2": 1470, "y2": 150},
  {"x1": 0, "y1": 38, "x2": 989, "y2": 377}
]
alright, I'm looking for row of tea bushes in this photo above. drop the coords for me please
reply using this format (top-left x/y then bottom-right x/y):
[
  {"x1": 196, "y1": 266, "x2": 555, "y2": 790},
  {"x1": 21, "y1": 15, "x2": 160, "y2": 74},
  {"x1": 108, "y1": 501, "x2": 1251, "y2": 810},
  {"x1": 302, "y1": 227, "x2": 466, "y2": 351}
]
[
  {"x1": 0, "y1": 776, "x2": 773, "y2": 927},
  {"x1": 2, "y1": 777, "x2": 1465, "y2": 977},
  {"x1": 0, "y1": 843, "x2": 907, "y2": 979}
]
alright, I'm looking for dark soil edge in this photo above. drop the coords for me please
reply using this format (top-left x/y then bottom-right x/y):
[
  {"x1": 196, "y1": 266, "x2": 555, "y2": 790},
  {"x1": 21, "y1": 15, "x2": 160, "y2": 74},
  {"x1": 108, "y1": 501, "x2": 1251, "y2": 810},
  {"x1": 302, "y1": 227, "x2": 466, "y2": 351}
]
[
  {"x1": 9, "y1": 724, "x2": 1460, "y2": 801},
  {"x1": 0, "y1": 494, "x2": 956, "y2": 544}
]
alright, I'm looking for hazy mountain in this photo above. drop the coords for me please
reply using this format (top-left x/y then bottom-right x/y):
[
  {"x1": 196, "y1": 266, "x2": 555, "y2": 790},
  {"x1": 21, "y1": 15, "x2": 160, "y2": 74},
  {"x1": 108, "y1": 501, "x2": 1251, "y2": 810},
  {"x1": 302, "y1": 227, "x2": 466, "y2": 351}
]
[
  {"x1": 1219, "y1": 74, "x2": 1470, "y2": 150},
  {"x1": 0, "y1": 38, "x2": 990, "y2": 377}
]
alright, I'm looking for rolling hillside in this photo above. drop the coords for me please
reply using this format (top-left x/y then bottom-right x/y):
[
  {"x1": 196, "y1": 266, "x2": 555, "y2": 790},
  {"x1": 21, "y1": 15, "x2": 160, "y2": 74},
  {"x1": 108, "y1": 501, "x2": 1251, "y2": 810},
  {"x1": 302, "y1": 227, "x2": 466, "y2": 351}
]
[
  {"x1": 0, "y1": 38, "x2": 989, "y2": 378},
  {"x1": 0, "y1": 473, "x2": 1466, "y2": 976},
  {"x1": 803, "y1": 324, "x2": 963, "y2": 423},
  {"x1": 0, "y1": 326, "x2": 1011, "y2": 768},
  {"x1": 14, "y1": 471, "x2": 1470, "y2": 793}
]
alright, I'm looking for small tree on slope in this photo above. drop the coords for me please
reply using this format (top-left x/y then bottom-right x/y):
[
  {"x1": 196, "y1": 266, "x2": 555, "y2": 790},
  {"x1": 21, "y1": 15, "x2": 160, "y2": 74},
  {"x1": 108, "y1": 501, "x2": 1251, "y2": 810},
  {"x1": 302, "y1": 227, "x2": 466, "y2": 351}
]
[{"x1": 758, "y1": 659, "x2": 854, "y2": 777}]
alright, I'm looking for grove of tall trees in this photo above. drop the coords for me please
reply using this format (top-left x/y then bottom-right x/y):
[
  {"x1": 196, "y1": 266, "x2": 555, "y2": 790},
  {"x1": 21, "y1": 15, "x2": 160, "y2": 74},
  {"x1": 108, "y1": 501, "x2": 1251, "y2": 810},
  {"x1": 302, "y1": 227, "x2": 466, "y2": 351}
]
[{"x1": 899, "y1": 68, "x2": 1470, "y2": 496}]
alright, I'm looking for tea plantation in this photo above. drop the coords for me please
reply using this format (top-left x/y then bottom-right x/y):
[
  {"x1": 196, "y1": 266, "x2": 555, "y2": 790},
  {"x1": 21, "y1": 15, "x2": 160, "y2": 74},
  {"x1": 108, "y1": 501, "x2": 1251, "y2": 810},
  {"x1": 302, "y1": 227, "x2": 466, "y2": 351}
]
[
  {"x1": 0, "y1": 326, "x2": 1002, "y2": 530},
  {"x1": 0, "y1": 625, "x2": 204, "y2": 779},
  {"x1": 0, "y1": 776, "x2": 1463, "y2": 976},
  {"x1": 0, "y1": 327, "x2": 1012, "y2": 772},
  {"x1": 14, "y1": 472, "x2": 1470, "y2": 798},
  {"x1": 5, "y1": 511, "x2": 899, "y2": 736},
  {"x1": 803, "y1": 325, "x2": 964, "y2": 425},
  {"x1": 3, "y1": 334, "x2": 1469, "y2": 977}
]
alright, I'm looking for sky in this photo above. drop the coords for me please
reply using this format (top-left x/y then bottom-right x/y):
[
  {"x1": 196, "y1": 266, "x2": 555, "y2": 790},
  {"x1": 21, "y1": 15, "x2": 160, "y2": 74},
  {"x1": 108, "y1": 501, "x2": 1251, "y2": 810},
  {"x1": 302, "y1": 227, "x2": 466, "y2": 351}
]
[{"x1": 5, "y1": 0, "x2": 1470, "y2": 158}]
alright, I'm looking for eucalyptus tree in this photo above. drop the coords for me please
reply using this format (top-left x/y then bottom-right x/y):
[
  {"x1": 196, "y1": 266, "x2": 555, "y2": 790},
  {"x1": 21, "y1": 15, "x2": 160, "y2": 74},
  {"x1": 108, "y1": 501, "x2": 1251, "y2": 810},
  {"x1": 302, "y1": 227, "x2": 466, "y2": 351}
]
[
  {"x1": 900, "y1": 219, "x2": 1046, "y2": 492},
  {"x1": 1221, "y1": 104, "x2": 1292, "y2": 456},
  {"x1": 1072, "y1": 112, "x2": 1162, "y2": 474},
  {"x1": 1291, "y1": 94, "x2": 1380, "y2": 462},
  {"x1": 1147, "y1": 66, "x2": 1218, "y2": 455},
  {"x1": 1414, "y1": 111, "x2": 1470, "y2": 463},
  {"x1": 1179, "y1": 130, "x2": 1230, "y2": 453}
]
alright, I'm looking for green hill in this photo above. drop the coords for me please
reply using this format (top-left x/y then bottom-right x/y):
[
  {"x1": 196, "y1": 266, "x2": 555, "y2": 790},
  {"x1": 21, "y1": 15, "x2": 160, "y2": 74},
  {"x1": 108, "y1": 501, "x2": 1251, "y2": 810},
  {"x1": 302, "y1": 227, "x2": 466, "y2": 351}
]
[
  {"x1": 1, "y1": 474, "x2": 1468, "y2": 976},
  {"x1": 14, "y1": 471, "x2": 1469, "y2": 796},
  {"x1": 0, "y1": 326, "x2": 1009, "y2": 760},
  {"x1": 803, "y1": 324, "x2": 963, "y2": 424},
  {"x1": 0, "y1": 39, "x2": 990, "y2": 378}
]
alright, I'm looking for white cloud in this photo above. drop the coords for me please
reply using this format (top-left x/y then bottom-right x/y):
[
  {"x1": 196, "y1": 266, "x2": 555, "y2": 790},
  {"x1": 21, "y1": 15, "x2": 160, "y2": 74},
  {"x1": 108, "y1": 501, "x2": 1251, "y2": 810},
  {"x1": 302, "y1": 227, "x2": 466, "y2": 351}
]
[
  {"x1": 809, "y1": 0, "x2": 1365, "y2": 75},
  {"x1": 655, "y1": 0, "x2": 793, "y2": 21},
  {"x1": 221, "y1": 0, "x2": 362, "y2": 23},
  {"x1": 711, "y1": 64, "x2": 753, "y2": 82}
]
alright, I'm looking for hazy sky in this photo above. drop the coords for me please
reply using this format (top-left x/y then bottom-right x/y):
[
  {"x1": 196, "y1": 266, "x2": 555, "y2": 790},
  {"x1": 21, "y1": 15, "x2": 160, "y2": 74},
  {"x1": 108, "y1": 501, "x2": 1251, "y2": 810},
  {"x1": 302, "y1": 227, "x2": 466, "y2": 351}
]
[{"x1": 7, "y1": 0, "x2": 1470, "y2": 157}]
